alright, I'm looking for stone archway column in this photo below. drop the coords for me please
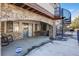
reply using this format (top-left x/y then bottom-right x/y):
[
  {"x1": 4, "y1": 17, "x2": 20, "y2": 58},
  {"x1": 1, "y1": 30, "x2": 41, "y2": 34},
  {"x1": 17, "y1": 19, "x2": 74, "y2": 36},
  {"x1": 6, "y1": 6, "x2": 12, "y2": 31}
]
[
  {"x1": 19, "y1": 21, "x2": 22, "y2": 33},
  {"x1": 49, "y1": 21, "x2": 56, "y2": 40},
  {"x1": 28, "y1": 23, "x2": 32, "y2": 37},
  {"x1": 0, "y1": 21, "x2": 1, "y2": 55},
  {"x1": 52, "y1": 21, "x2": 56, "y2": 39},
  {"x1": 19, "y1": 21, "x2": 23, "y2": 39},
  {"x1": 4, "y1": 21, "x2": 7, "y2": 33},
  {"x1": 49, "y1": 25, "x2": 53, "y2": 39},
  {"x1": 33, "y1": 23, "x2": 35, "y2": 36},
  {"x1": 0, "y1": 21, "x2": 1, "y2": 34}
]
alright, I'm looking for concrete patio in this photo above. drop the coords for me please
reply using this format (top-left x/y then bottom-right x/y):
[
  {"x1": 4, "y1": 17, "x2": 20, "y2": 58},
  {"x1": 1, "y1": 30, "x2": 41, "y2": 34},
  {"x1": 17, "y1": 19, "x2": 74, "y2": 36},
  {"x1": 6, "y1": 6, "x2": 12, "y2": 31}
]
[
  {"x1": 1, "y1": 36, "x2": 50, "y2": 56},
  {"x1": 1, "y1": 31, "x2": 79, "y2": 56},
  {"x1": 27, "y1": 32, "x2": 79, "y2": 56}
]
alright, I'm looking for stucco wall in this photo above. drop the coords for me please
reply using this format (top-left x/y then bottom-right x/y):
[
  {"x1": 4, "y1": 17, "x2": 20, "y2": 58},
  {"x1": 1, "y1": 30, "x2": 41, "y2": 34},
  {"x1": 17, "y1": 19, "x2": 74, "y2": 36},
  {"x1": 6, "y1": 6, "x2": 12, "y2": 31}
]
[{"x1": 37, "y1": 3, "x2": 54, "y2": 15}]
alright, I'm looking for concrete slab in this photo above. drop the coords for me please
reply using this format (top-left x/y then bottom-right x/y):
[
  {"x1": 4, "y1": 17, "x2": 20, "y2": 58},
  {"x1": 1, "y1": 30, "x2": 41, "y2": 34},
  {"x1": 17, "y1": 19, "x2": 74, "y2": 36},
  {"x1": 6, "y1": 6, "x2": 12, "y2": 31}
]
[{"x1": 1, "y1": 36, "x2": 49, "y2": 56}]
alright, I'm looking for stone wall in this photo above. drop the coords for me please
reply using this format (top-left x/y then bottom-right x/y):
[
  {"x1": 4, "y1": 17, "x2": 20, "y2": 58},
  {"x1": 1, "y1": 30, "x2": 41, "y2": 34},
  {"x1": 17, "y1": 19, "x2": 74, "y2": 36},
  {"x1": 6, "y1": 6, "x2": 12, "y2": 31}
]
[
  {"x1": 0, "y1": 3, "x2": 54, "y2": 26},
  {"x1": 0, "y1": 3, "x2": 58, "y2": 39}
]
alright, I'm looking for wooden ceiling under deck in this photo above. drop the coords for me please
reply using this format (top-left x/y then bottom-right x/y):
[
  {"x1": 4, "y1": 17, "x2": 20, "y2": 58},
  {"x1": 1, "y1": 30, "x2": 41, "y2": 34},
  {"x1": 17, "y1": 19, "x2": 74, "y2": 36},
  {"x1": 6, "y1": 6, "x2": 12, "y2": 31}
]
[{"x1": 10, "y1": 3, "x2": 62, "y2": 20}]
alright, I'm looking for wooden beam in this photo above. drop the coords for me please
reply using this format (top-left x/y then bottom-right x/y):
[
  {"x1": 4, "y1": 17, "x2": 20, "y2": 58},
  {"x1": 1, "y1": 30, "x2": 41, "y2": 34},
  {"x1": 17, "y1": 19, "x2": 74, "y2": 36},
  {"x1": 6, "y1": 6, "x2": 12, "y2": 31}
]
[
  {"x1": 21, "y1": 4, "x2": 25, "y2": 8},
  {"x1": 14, "y1": 3, "x2": 23, "y2": 7},
  {"x1": 27, "y1": 7, "x2": 32, "y2": 10},
  {"x1": 23, "y1": 5, "x2": 29, "y2": 9},
  {"x1": 30, "y1": 9, "x2": 36, "y2": 12}
]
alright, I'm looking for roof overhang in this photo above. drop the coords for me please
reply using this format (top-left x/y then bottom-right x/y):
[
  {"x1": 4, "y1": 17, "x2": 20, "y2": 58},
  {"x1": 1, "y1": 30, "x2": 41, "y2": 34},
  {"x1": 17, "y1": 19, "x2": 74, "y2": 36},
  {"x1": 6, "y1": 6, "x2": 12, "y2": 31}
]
[{"x1": 11, "y1": 3, "x2": 62, "y2": 20}]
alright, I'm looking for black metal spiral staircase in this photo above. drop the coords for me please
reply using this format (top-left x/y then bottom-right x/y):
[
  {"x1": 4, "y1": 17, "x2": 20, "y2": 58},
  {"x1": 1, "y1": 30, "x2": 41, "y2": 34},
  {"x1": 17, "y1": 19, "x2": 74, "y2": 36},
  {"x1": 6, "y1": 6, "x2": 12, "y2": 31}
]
[{"x1": 54, "y1": 6, "x2": 71, "y2": 40}]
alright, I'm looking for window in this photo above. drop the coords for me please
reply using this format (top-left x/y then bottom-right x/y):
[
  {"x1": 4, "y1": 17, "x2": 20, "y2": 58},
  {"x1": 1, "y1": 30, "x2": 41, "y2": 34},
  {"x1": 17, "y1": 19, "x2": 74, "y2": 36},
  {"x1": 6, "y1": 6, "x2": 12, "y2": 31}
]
[
  {"x1": 41, "y1": 22, "x2": 47, "y2": 31},
  {"x1": 35, "y1": 24, "x2": 37, "y2": 31},
  {"x1": 7, "y1": 21, "x2": 13, "y2": 33},
  {"x1": 1, "y1": 22, "x2": 5, "y2": 33}
]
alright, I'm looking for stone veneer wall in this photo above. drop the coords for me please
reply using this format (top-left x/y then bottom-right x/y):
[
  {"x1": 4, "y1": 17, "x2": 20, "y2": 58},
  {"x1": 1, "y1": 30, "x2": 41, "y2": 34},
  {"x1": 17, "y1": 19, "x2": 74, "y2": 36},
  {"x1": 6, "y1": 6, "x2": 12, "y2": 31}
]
[
  {"x1": 0, "y1": 3, "x2": 54, "y2": 25},
  {"x1": 0, "y1": 3, "x2": 58, "y2": 39}
]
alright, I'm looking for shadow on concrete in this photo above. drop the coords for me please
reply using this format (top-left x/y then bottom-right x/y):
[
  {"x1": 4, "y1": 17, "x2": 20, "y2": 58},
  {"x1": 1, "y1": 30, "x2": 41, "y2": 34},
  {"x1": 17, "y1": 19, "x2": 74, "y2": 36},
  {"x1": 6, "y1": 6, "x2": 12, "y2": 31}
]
[{"x1": 23, "y1": 40, "x2": 52, "y2": 56}]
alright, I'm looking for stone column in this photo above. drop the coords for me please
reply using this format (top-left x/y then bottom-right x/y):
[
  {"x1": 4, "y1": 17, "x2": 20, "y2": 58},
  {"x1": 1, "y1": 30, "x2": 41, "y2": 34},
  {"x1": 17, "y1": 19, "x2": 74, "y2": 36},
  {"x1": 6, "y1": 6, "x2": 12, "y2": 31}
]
[
  {"x1": 49, "y1": 21, "x2": 56, "y2": 40},
  {"x1": 0, "y1": 21, "x2": 1, "y2": 33},
  {"x1": 47, "y1": 24, "x2": 49, "y2": 31},
  {"x1": 13, "y1": 22, "x2": 20, "y2": 40},
  {"x1": 0, "y1": 21, "x2": 1, "y2": 55},
  {"x1": 13, "y1": 22, "x2": 16, "y2": 40},
  {"x1": 19, "y1": 21, "x2": 23, "y2": 39},
  {"x1": 49, "y1": 25, "x2": 53, "y2": 39},
  {"x1": 4, "y1": 21, "x2": 7, "y2": 33},
  {"x1": 0, "y1": 21, "x2": 1, "y2": 36},
  {"x1": 37, "y1": 24, "x2": 40, "y2": 31},
  {"x1": 28, "y1": 23, "x2": 32, "y2": 37},
  {"x1": 19, "y1": 21, "x2": 22, "y2": 33},
  {"x1": 33, "y1": 23, "x2": 35, "y2": 36},
  {"x1": 13, "y1": 22, "x2": 15, "y2": 32},
  {"x1": 52, "y1": 21, "x2": 56, "y2": 39}
]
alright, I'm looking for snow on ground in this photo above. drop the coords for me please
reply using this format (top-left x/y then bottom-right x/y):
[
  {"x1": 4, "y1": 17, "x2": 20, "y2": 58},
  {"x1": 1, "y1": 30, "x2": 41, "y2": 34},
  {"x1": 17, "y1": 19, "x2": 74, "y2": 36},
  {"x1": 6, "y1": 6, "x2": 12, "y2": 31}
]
[{"x1": 27, "y1": 32, "x2": 79, "y2": 56}]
